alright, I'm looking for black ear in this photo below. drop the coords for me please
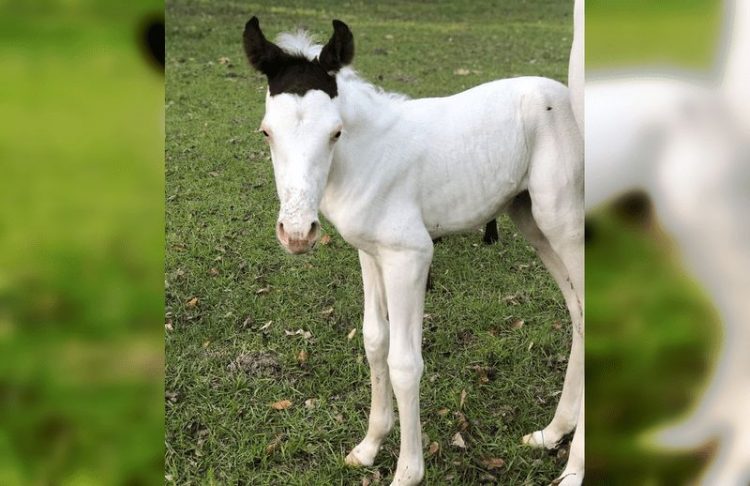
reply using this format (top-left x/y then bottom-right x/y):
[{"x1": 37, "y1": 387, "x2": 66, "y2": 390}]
[
  {"x1": 243, "y1": 16, "x2": 286, "y2": 77},
  {"x1": 318, "y1": 20, "x2": 354, "y2": 72}
]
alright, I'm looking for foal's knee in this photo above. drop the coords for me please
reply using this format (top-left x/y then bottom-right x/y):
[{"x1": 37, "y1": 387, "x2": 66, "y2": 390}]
[
  {"x1": 387, "y1": 354, "x2": 423, "y2": 392},
  {"x1": 362, "y1": 317, "x2": 388, "y2": 360}
]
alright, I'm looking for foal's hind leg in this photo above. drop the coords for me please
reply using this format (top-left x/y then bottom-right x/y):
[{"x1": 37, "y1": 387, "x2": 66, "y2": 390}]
[
  {"x1": 345, "y1": 251, "x2": 394, "y2": 467},
  {"x1": 508, "y1": 192, "x2": 584, "y2": 450}
]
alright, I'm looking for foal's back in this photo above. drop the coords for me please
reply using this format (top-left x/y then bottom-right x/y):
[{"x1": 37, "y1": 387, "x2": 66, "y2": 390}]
[{"x1": 402, "y1": 76, "x2": 573, "y2": 237}]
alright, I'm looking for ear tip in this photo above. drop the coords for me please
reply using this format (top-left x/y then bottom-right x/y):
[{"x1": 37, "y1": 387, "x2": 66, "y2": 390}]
[
  {"x1": 246, "y1": 16, "x2": 260, "y2": 30},
  {"x1": 332, "y1": 19, "x2": 349, "y2": 31}
]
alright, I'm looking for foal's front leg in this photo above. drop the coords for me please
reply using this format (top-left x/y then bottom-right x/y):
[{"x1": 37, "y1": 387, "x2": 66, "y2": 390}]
[
  {"x1": 381, "y1": 246, "x2": 432, "y2": 485},
  {"x1": 345, "y1": 251, "x2": 393, "y2": 467}
]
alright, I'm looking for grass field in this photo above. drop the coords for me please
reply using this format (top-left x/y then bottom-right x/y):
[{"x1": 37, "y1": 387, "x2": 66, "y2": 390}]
[{"x1": 165, "y1": 1, "x2": 574, "y2": 484}]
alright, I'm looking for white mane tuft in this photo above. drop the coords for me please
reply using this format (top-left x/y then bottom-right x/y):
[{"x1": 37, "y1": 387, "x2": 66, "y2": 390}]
[
  {"x1": 275, "y1": 29, "x2": 410, "y2": 104},
  {"x1": 275, "y1": 30, "x2": 322, "y2": 60}
]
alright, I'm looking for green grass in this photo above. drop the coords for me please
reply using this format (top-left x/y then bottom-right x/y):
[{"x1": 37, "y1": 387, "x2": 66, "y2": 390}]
[{"x1": 165, "y1": 1, "x2": 574, "y2": 484}]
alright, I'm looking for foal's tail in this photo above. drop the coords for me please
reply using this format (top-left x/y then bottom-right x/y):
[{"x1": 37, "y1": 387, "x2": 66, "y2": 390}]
[{"x1": 568, "y1": 0, "x2": 584, "y2": 134}]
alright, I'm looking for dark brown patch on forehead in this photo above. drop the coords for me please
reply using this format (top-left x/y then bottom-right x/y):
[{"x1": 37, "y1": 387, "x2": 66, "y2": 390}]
[
  {"x1": 268, "y1": 56, "x2": 337, "y2": 98},
  {"x1": 244, "y1": 17, "x2": 353, "y2": 98}
]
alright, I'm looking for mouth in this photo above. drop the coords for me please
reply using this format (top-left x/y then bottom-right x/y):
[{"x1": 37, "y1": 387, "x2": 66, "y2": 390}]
[
  {"x1": 275, "y1": 220, "x2": 320, "y2": 255},
  {"x1": 278, "y1": 236, "x2": 317, "y2": 255}
]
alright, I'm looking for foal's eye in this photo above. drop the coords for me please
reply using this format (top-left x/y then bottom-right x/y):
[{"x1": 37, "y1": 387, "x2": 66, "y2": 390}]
[
  {"x1": 333, "y1": 130, "x2": 342, "y2": 140},
  {"x1": 260, "y1": 129, "x2": 269, "y2": 137}
]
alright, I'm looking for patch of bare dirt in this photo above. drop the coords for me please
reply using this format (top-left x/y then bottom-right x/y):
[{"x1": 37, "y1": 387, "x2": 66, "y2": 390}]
[{"x1": 227, "y1": 351, "x2": 280, "y2": 378}]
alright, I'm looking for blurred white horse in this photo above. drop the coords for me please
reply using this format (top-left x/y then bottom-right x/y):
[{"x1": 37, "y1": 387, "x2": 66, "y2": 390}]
[
  {"x1": 585, "y1": 0, "x2": 750, "y2": 482},
  {"x1": 243, "y1": 9, "x2": 584, "y2": 485}
]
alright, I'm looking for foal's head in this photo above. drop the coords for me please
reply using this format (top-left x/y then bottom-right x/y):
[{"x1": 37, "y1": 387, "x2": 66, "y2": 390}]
[{"x1": 243, "y1": 17, "x2": 354, "y2": 254}]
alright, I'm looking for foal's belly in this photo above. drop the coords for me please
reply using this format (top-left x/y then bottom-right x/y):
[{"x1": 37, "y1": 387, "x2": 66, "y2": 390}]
[
  {"x1": 417, "y1": 131, "x2": 529, "y2": 238},
  {"x1": 421, "y1": 169, "x2": 527, "y2": 238}
]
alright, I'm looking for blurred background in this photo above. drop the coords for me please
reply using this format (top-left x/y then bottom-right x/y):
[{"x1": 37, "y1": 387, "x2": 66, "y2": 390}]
[
  {"x1": 587, "y1": 0, "x2": 749, "y2": 484},
  {"x1": 0, "y1": 0, "x2": 164, "y2": 484}
]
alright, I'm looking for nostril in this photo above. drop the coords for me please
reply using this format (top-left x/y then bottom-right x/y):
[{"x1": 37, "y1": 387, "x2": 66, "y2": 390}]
[
  {"x1": 277, "y1": 222, "x2": 286, "y2": 238},
  {"x1": 307, "y1": 221, "x2": 319, "y2": 239}
]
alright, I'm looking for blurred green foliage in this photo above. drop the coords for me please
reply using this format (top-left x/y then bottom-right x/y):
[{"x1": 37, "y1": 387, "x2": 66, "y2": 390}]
[
  {"x1": 586, "y1": 0, "x2": 723, "y2": 483},
  {"x1": 0, "y1": 0, "x2": 164, "y2": 484},
  {"x1": 587, "y1": 0, "x2": 722, "y2": 69}
]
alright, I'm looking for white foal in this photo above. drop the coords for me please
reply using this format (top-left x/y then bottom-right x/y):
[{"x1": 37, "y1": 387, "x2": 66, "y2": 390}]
[{"x1": 243, "y1": 17, "x2": 584, "y2": 485}]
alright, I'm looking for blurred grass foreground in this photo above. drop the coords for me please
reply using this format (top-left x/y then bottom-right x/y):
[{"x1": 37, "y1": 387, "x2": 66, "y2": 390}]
[{"x1": 0, "y1": 1, "x2": 164, "y2": 484}]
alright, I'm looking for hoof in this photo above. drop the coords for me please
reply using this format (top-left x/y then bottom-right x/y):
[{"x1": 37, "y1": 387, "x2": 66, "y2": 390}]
[
  {"x1": 522, "y1": 430, "x2": 560, "y2": 450},
  {"x1": 345, "y1": 442, "x2": 378, "y2": 467},
  {"x1": 551, "y1": 471, "x2": 582, "y2": 486},
  {"x1": 389, "y1": 465, "x2": 424, "y2": 485},
  {"x1": 345, "y1": 450, "x2": 369, "y2": 467}
]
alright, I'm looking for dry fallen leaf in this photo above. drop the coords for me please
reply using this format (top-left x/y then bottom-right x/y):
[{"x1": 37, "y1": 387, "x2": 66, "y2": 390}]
[
  {"x1": 460, "y1": 389, "x2": 467, "y2": 409},
  {"x1": 266, "y1": 433, "x2": 285, "y2": 454},
  {"x1": 428, "y1": 441, "x2": 440, "y2": 456},
  {"x1": 474, "y1": 366, "x2": 490, "y2": 384},
  {"x1": 320, "y1": 306, "x2": 334, "y2": 316},
  {"x1": 285, "y1": 329, "x2": 313, "y2": 339},
  {"x1": 218, "y1": 56, "x2": 231, "y2": 64},
  {"x1": 297, "y1": 350, "x2": 308, "y2": 364},
  {"x1": 347, "y1": 328, "x2": 357, "y2": 340},
  {"x1": 259, "y1": 320, "x2": 273, "y2": 331},
  {"x1": 271, "y1": 399, "x2": 293, "y2": 410},
  {"x1": 186, "y1": 297, "x2": 199, "y2": 308},
  {"x1": 319, "y1": 234, "x2": 332, "y2": 245},
  {"x1": 480, "y1": 457, "x2": 506, "y2": 470},
  {"x1": 209, "y1": 267, "x2": 220, "y2": 276},
  {"x1": 454, "y1": 68, "x2": 470, "y2": 76},
  {"x1": 451, "y1": 432, "x2": 466, "y2": 449},
  {"x1": 552, "y1": 320, "x2": 563, "y2": 330},
  {"x1": 455, "y1": 411, "x2": 470, "y2": 431},
  {"x1": 256, "y1": 287, "x2": 270, "y2": 295},
  {"x1": 511, "y1": 319, "x2": 525, "y2": 330},
  {"x1": 304, "y1": 398, "x2": 318, "y2": 409},
  {"x1": 437, "y1": 408, "x2": 450, "y2": 417},
  {"x1": 165, "y1": 319, "x2": 174, "y2": 332},
  {"x1": 202, "y1": 340, "x2": 210, "y2": 348}
]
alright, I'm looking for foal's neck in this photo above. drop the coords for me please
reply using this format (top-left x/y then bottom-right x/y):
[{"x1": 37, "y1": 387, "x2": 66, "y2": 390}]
[
  {"x1": 336, "y1": 68, "x2": 406, "y2": 136},
  {"x1": 322, "y1": 70, "x2": 406, "y2": 220}
]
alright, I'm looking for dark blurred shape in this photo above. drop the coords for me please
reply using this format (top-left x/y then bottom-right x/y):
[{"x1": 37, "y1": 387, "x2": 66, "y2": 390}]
[
  {"x1": 610, "y1": 190, "x2": 652, "y2": 229},
  {"x1": 140, "y1": 14, "x2": 165, "y2": 72}
]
